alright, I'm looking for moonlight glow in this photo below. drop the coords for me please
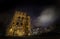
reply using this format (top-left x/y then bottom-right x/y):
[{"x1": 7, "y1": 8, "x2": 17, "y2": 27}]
[{"x1": 33, "y1": 8, "x2": 56, "y2": 27}]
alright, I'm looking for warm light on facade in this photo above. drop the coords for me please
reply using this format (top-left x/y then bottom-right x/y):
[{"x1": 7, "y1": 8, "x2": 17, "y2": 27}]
[{"x1": 6, "y1": 11, "x2": 31, "y2": 36}]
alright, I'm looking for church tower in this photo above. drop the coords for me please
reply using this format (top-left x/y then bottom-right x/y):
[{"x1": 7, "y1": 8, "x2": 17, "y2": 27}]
[{"x1": 6, "y1": 11, "x2": 31, "y2": 36}]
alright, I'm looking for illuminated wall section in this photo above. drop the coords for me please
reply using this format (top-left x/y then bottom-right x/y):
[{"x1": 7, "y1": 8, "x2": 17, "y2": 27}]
[{"x1": 6, "y1": 11, "x2": 31, "y2": 36}]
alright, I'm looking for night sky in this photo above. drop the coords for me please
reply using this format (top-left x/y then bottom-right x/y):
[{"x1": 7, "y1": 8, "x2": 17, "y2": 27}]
[{"x1": 0, "y1": 0, "x2": 60, "y2": 38}]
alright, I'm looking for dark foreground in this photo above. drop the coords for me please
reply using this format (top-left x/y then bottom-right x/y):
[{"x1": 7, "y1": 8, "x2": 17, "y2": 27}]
[{"x1": 0, "y1": 32, "x2": 60, "y2": 39}]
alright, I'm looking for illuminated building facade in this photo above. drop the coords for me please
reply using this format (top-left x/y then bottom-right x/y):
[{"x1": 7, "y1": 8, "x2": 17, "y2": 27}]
[{"x1": 6, "y1": 11, "x2": 31, "y2": 36}]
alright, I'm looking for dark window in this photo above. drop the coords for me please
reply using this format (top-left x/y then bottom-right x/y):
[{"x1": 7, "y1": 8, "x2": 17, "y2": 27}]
[
  {"x1": 16, "y1": 22, "x2": 19, "y2": 25},
  {"x1": 18, "y1": 16, "x2": 20, "y2": 19},
  {"x1": 22, "y1": 17, "x2": 24, "y2": 20},
  {"x1": 21, "y1": 23, "x2": 23, "y2": 25},
  {"x1": 13, "y1": 22, "x2": 14, "y2": 24}
]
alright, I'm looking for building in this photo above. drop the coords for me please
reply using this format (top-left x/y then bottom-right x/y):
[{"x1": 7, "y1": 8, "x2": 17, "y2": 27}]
[{"x1": 6, "y1": 11, "x2": 31, "y2": 36}]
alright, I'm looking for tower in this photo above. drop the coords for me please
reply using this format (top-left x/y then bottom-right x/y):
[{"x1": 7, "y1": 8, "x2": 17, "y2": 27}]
[{"x1": 6, "y1": 11, "x2": 31, "y2": 36}]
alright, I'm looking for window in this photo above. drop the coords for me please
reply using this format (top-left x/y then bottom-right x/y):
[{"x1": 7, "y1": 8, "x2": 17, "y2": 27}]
[
  {"x1": 16, "y1": 22, "x2": 19, "y2": 25},
  {"x1": 20, "y1": 23, "x2": 23, "y2": 26},
  {"x1": 18, "y1": 16, "x2": 20, "y2": 19}
]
